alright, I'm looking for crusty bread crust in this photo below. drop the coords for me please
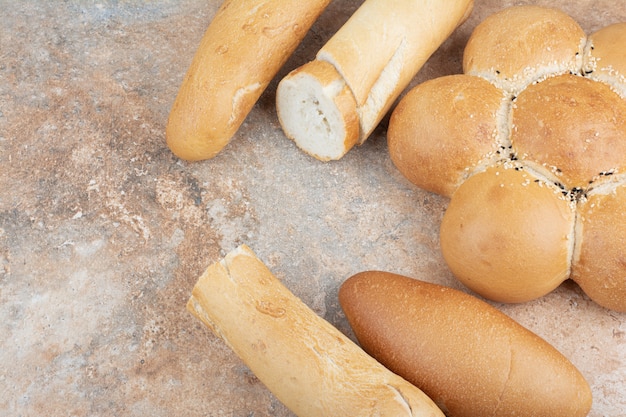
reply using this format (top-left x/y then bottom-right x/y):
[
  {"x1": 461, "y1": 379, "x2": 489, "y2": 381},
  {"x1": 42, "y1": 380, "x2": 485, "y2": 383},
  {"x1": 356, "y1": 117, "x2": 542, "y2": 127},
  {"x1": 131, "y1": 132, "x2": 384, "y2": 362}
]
[
  {"x1": 187, "y1": 245, "x2": 446, "y2": 417},
  {"x1": 166, "y1": 0, "x2": 331, "y2": 161}
]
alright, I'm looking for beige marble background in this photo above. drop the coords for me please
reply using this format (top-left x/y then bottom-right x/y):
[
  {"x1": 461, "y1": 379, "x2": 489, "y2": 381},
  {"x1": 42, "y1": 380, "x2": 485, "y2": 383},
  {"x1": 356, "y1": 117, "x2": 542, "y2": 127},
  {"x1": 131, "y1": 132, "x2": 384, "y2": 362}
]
[{"x1": 1, "y1": 0, "x2": 624, "y2": 415}]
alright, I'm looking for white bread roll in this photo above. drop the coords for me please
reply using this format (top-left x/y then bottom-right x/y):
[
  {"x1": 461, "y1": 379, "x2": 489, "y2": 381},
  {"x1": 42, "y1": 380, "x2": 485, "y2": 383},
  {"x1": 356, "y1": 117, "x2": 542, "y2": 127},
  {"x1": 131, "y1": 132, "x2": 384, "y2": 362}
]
[
  {"x1": 511, "y1": 73, "x2": 626, "y2": 189},
  {"x1": 339, "y1": 271, "x2": 593, "y2": 417},
  {"x1": 463, "y1": 5, "x2": 586, "y2": 94},
  {"x1": 187, "y1": 245, "x2": 446, "y2": 417},
  {"x1": 276, "y1": 0, "x2": 474, "y2": 161},
  {"x1": 572, "y1": 179, "x2": 626, "y2": 312},
  {"x1": 388, "y1": 74, "x2": 506, "y2": 197},
  {"x1": 166, "y1": 0, "x2": 331, "y2": 161},
  {"x1": 585, "y1": 22, "x2": 626, "y2": 97},
  {"x1": 439, "y1": 163, "x2": 576, "y2": 304}
]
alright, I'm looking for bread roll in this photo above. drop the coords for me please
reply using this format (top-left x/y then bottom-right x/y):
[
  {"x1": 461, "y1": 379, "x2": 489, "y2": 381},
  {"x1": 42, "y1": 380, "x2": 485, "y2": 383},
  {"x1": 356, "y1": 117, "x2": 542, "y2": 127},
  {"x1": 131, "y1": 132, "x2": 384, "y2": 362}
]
[
  {"x1": 511, "y1": 73, "x2": 626, "y2": 189},
  {"x1": 276, "y1": 0, "x2": 474, "y2": 161},
  {"x1": 187, "y1": 245, "x2": 446, "y2": 417},
  {"x1": 388, "y1": 74, "x2": 506, "y2": 197},
  {"x1": 339, "y1": 271, "x2": 593, "y2": 417},
  {"x1": 439, "y1": 163, "x2": 576, "y2": 303},
  {"x1": 166, "y1": 0, "x2": 331, "y2": 161},
  {"x1": 585, "y1": 22, "x2": 626, "y2": 97},
  {"x1": 463, "y1": 5, "x2": 586, "y2": 94},
  {"x1": 388, "y1": 5, "x2": 626, "y2": 310},
  {"x1": 572, "y1": 180, "x2": 626, "y2": 312}
]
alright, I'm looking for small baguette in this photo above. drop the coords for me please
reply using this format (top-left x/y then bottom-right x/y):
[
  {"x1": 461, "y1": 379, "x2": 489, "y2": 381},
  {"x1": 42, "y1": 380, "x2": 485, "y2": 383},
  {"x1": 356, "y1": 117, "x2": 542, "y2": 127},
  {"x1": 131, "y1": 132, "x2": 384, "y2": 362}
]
[
  {"x1": 339, "y1": 271, "x2": 593, "y2": 417},
  {"x1": 187, "y1": 245, "x2": 446, "y2": 417},
  {"x1": 276, "y1": 0, "x2": 474, "y2": 161},
  {"x1": 166, "y1": 0, "x2": 331, "y2": 161}
]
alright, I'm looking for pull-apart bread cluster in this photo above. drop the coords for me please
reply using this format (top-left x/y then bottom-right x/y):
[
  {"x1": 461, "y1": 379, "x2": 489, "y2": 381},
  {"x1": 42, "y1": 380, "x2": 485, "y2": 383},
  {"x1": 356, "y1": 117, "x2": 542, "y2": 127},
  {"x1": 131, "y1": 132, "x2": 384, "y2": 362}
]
[{"x1": 389, "y1": 5, "x2": 626, "y2": 311}]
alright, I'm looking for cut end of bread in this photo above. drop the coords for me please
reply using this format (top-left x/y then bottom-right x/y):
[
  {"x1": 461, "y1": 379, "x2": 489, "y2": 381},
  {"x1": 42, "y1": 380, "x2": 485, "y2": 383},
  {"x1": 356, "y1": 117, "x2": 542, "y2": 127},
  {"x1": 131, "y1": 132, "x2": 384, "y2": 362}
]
[{"x1": 277, "y1": 60, "x2": 359, "y2": 161}]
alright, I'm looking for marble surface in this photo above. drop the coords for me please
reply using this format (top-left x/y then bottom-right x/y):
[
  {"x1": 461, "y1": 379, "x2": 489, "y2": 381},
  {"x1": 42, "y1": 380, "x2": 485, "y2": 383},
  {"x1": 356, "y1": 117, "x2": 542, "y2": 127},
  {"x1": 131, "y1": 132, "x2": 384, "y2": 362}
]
[{"x1": 1, "y1": 1, "x2": 624, "y2": 415}]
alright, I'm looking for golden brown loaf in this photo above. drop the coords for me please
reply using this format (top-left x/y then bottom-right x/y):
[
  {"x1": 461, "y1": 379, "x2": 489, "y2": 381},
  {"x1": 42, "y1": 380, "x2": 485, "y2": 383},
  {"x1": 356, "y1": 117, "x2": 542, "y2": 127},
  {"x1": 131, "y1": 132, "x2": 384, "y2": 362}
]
[
  {"x1": 187, "y1": 245, "x2": 446, "y2": 417},
  {"x1": 339, "y1": 271, "x2": 593, "y2": 417},
  {"x1": 276, "y1": 0, "x2": 474, "y2": 161},
  {"x1": 387, "y1": 5, "x2": 626, "y2": 311},
  {"x1": 166, "y1": 0, "x2": 331, "y2": 161}
]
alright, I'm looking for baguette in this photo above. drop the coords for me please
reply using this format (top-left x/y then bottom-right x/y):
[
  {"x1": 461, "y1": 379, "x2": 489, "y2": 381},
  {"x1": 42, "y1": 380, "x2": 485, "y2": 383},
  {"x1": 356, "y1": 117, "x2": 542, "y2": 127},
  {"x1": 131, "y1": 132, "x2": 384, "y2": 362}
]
[
  {"x1": 339, "y1": 271, "x2": 593, "y2": 417},
  {"x1": 276, "y1": 0, "x2": 474, "y2": 161},
  {"x1": 187, "y1": 245, "x2": 446, "y2": 417},
  {"x1": 166, "y1": 0, "x2": 331, "y2": 161}
]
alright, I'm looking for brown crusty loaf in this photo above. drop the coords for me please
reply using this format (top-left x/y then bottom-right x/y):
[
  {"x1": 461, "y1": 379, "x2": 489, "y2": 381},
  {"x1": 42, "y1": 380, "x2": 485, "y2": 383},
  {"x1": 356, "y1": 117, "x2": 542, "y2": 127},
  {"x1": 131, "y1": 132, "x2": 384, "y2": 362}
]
[
  {"x1": 276, "y1": 0, "x2": 474, "y2": 161},
  {"x1": 387, "y1": 5, "x2": 626, "y2": 311},
  {"x1": 187, "y1": 245, "x2": 446, "y2": 417},
  {"x1": 339, "y1": 271, "x2": 593, "y2": 417},
  {"x1": 166, "y1": 0, "x2": 331, "y2": 161}
]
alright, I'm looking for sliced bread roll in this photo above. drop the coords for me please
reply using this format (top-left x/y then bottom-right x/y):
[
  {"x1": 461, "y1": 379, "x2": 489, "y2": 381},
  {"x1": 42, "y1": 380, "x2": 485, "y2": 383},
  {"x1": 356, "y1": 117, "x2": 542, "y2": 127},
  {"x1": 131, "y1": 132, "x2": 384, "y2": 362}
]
[
  {"x1": 511, "y1": 73, "x2": 626, "y2": 190},
  {"x1": 275, "y1": 60, "x2": 359, "y2": 161},
  {"x1": 277, "y1": 0, "x2": 474, "y2": 161}
]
